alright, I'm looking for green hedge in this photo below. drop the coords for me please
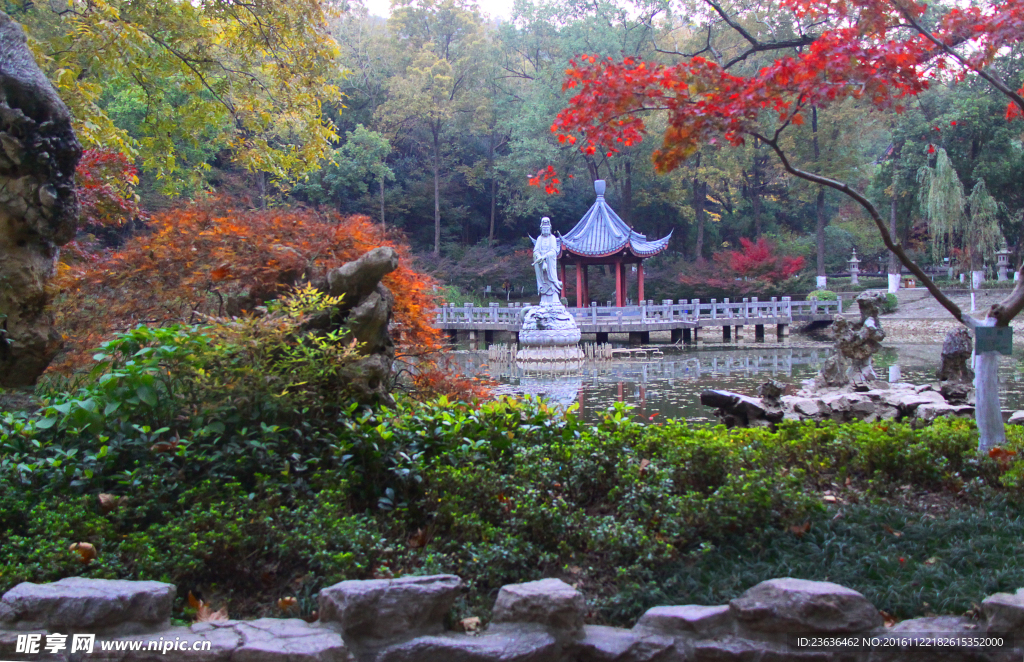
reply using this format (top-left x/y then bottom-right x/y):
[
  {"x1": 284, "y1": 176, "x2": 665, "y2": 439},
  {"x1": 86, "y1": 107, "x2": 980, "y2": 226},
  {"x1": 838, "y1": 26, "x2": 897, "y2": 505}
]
[{"x1": 3, "y1": 321, "x2": 1024, "y2": 625}]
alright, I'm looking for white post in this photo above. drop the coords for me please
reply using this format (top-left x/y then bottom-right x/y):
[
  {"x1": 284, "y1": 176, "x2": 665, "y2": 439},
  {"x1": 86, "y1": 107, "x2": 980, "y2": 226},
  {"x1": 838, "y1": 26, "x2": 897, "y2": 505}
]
[
  {"x1": 888, "y1": 273, "x2": 900, "y2": 293},
  {"x1": 972, "y1": 270, "x2": 985, "y2": 289},
  {"x1": 974, "y1": 318, "x2": 1006, "y2": 452},
  {"x1": 971, "y1": 293, "x2": 977, "y2": 312},
  {"x1": 816, "y1": 275, "x2": 827, "y2": 288}
]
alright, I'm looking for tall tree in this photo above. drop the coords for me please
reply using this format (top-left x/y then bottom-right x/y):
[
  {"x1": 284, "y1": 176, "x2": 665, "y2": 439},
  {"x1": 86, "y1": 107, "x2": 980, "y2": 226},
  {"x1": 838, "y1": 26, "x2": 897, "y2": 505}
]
[
  {"x1": 379, "y1": 0, "x2": 484, "y2": 255},
  {"x1": 10, "y1": 0, "x2": 342, "y2": 193}
]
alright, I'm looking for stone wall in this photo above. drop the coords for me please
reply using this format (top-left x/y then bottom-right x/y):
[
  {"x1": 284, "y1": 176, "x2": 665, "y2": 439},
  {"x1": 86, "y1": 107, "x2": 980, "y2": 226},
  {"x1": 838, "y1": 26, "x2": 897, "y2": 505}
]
[
  {"x1": 0, "y1": 11, "x2": 82, "y2": 386},
  {"x1": 1, "y1": 575, "x2": 1021, "y2": 661}
]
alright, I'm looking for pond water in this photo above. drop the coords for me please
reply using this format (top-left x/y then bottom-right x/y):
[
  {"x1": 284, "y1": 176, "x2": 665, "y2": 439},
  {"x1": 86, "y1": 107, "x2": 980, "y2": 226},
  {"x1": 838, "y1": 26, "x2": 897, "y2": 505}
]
[{"x1": 446, "y1": 342, "x2": 1024, "y2": 423}]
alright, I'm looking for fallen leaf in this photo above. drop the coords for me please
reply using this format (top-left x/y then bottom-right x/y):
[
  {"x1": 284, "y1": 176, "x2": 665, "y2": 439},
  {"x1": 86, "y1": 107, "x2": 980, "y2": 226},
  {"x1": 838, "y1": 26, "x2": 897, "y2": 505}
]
[
  {"x1": 69, "y1": 542, "x2": 97, "y2": 564},
  {"x1": 823, "y1": 495, "x2": 837, "y2": 503},
  {"x1": 880, "y1": 610, "x2": 897, "y2": 627},
  {"x1": 789, "y1": 520, "x2": 811, "y2": 537},
  {"x1": 98, "y1": 493, "x2": 120, "y2": 513},
  {"x1": 188, "y1": 591, "x2": 202, "y2": 609},
  {"x1": 639, "y1": 459, "x2": 650, "y2": 475},
  {"x1": 457, "y1": 617, "x2": 481, "y2": 634},
  {"x1": 407, "y1": 528, "x2": 428, "y2": 549},
  {"x1": 924, "y1": 556, "x2": 939, "y2": 566},
  {"x1": 303, "y1": 610, "x2": 319, "y2": 623},
  {"x1": 196, "y1": 603, "x2": 229, "y2": 622},
  {"x1": 883, "y1": 525, "x2": 903, "y2": 537}
]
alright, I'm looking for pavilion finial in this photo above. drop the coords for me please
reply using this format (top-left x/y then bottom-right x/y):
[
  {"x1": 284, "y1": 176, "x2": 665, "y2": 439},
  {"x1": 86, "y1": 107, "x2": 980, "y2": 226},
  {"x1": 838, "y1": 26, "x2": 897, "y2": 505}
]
[{"x1": 594, "y1": 179, "x2": 606, "y2": 197}]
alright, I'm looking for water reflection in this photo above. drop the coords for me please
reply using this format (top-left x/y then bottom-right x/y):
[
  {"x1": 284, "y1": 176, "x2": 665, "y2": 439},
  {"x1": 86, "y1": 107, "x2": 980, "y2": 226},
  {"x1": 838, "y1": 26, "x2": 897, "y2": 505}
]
[{"x1": 451, "y1": 344, "x2": 1024, "y2": 423}]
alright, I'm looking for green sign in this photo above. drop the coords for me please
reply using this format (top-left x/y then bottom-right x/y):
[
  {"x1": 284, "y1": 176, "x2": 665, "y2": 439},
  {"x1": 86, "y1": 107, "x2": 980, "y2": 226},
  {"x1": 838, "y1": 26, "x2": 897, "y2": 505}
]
[{"x1": 975, "y1": 326, "x2": 1013, "y2": 355}]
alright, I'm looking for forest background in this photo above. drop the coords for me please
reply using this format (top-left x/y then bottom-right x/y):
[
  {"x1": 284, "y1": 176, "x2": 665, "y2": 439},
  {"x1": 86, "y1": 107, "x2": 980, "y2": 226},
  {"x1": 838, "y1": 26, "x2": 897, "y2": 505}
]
[{"x1": 7, "y1": 0, "x2": 1024, "y2": 308}]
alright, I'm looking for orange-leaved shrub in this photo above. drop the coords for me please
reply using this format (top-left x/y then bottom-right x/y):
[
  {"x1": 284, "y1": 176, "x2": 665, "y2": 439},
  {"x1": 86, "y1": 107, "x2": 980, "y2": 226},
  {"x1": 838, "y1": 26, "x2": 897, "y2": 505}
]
[{"x1": 52, "y1": 198, "x2": 441, "y2": 372}]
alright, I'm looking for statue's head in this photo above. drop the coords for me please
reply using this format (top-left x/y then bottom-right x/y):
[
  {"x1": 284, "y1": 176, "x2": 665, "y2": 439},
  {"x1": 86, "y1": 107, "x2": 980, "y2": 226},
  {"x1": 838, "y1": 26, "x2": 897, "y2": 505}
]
[{"x1": 540, "y1": 217, "x2": 552, "y2": 235}]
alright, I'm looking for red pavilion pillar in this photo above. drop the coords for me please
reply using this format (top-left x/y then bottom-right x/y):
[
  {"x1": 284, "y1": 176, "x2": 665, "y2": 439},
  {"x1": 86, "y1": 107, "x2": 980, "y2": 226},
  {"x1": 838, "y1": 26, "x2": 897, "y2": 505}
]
[
  {"x1": 615, "y1": 259, "x2": 625, "y2": 307},
  {"x1": 575, "y1": 261, "x2": 583, "y2": 308},
  {"x1": 560, "y1": 262, "x2": 567, "y2": 300},
  {"x1": 638, "y1": 261, "x2": 645, "y2": 303}
]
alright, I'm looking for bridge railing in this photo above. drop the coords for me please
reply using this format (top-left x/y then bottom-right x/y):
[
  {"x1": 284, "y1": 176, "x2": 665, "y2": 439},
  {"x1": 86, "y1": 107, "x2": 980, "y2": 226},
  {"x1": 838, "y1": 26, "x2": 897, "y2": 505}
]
[{"x1": 432, "y1": 297, "x2": 840, "y2": 326}]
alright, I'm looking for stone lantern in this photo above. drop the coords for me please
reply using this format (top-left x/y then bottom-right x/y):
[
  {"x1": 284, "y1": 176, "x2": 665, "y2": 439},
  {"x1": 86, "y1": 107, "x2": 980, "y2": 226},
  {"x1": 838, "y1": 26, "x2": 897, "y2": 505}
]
[
  {"x1": 848, "y1": 249, "x2": 860, "y2": 286},
  {"x1": 996, "y1": 244, "x2": 1012, "y2": 281}
]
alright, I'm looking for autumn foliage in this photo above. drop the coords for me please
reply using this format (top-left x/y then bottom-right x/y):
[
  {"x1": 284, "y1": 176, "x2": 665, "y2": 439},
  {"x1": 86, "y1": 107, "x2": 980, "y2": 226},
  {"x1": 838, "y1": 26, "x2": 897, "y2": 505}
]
[
  {"x1": 679, "y1": 238, "x2": 805, "y2": 295},
  {"x1": 725, "y1": 238, "x2": 806, "y2": 283},
  {"x1": 52, "y1": 199, "x2": 440, "y2": 371},
  {"x1": 75, "y1": 149, "x2": 144, "y2": 229},
  {"x1": 540, "y1": 0, "x2": 1024, "y2": 180}
]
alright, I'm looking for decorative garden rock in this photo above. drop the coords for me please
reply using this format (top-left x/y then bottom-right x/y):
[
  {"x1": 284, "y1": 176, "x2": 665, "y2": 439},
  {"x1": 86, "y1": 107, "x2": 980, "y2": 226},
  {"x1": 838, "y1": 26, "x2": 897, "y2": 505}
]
[
  {"x1": 937, "y1": 328, "x2": 975, "y2": 384},
  {"x1": 2, "y1": 575, "x2": 1023, "y2": 662},
  {"x1": 491, "y1": 579, "x2": 586, "y2": 639},
  {"x1": 0, "y1": 578, "x2": 174, "y2": 632},
  {"x1": 729, "y1": 578, "x2": 882, "y2": 634},
  {"x1": 0, "y1": 11, "x2": 82, "y2": 386},
  {"x1": 318, "y1": 574, "x2": 462, "y2": 642},
  {"x1": 815, "y1": 292, "x2": 887, "y2": 389}
]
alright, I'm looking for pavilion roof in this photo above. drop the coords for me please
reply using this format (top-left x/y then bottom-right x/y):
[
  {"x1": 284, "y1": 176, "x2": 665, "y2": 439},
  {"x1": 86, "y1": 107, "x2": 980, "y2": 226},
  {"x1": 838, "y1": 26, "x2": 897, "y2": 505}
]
[{"x1": 558, "y1": 180, "x2": 672, "y2": 259}]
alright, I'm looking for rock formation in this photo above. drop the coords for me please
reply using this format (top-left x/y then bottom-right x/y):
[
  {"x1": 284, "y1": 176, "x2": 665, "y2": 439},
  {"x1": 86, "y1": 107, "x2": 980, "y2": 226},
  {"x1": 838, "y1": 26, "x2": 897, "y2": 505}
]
[
  {"x1": 814, "y1": 291, "x2": 886, "y2": 389},
  {"x1": 0, "y1": 11, "x2": 82, "y2": 386},
  {"x1": 2, "y1": 575, "x2": 1022, "y2": 661},
  {"x1": 701, "y1": 296, "x2": 986, "y2": 427},
  {"x1": 317, "y1": 246, "x2": 399, "y2": 405}
]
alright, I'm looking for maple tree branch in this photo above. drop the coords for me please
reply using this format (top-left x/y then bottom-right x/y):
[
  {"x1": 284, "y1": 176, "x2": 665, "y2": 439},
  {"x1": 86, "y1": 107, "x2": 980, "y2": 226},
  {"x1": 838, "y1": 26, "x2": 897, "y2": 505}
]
[
  {"x1": 754, "y1": 132, "x2": 966, "y2": 324},
  {"x1": 702, "y1": 0, "x2": 817, "y2": 69},
  {"x1": 898, "y1": 7, "x2": 1024, "y2": 112}
]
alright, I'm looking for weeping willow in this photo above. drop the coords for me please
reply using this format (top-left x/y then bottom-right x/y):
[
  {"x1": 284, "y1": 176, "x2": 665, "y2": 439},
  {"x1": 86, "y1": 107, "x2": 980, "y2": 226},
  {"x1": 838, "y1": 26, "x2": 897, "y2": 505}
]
[
  {"x1": 917, "y1": 147, "x2": 965, "y2": 260},
  {"x1": 917, "y1": 148, "x2": 1003, "y2": 271}
]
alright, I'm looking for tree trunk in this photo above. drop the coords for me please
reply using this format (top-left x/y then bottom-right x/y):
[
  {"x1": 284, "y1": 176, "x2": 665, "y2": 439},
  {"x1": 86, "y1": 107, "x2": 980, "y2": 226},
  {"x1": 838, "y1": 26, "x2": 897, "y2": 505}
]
[
  {"x1": 621, "y1": 160, "x2": 633, "y2": 225},
  {"x1": 694, "y1": 179, "x2": 707, "y2": 261},
  {"x1": 888, "y1": 140, "x2": 903, "y2": 293},
  {"x1": 975, "y1": 317, "x2": 1007, "y2": 451},
  {"x1": 380, "y1": 178, "x2": 386, "y2": 235},
  {"x1": 432, "y1": 126, "x2": 441, "y2": 256},
  {"x1": 489, "y1": 135, "x2": 497, "y2": 246},
  {"x1": 812, "y1": 107, "x2": 827, "y2": 289}
]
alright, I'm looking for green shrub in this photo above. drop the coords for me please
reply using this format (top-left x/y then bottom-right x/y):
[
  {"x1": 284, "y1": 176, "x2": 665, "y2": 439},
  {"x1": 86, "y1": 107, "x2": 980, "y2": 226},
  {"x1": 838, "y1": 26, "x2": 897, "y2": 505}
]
[
  {"x1": 882, "y1": 292, "x2": 898, "y2": 313},
  {"x1": 807, "y1": 289, "x2": 838, "y2": 300}
]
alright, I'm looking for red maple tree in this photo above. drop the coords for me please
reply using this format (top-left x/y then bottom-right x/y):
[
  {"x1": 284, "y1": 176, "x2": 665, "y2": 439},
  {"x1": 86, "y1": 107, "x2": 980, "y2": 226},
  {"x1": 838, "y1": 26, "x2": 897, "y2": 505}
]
[
  {"x1": 75, "y1": 149, "x2": 144, "y2": 229},
  {"x1": 541, "y1": 0, "x2": 1024, "y2": 450}
]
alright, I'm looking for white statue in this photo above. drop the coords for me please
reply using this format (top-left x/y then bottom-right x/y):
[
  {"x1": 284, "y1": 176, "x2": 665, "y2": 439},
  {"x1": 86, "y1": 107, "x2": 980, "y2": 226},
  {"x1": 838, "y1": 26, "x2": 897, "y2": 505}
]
[{"x1": 532, "y1": 217, "x2": 562, "y2": 304}]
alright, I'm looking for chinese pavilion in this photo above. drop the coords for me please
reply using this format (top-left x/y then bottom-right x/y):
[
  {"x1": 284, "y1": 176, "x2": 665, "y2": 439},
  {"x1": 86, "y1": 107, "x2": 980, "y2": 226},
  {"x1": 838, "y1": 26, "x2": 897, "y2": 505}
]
[{"x1": 557, "y1": 180, "x2": 672, "y2": 308}]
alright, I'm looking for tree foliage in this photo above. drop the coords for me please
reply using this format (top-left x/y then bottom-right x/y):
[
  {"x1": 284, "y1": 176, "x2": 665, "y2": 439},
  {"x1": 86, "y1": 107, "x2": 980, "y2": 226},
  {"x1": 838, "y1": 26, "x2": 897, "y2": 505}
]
[
  {"x1": 52, "y1": 201, "x2": 440, "y2": 371},
  {"x1": 10, "y1": 0, "x2": 341, "y2": 192}
]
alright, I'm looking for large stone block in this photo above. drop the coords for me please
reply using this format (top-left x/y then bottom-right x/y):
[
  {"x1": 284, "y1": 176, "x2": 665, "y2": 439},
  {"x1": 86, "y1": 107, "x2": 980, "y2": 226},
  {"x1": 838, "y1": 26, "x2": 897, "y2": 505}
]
[
  {"x1": 574, "y1": 625, "x2": 676, "y2": 662},
  {"x1": 318, "y1": 575, "x2": 462, "y2": 641},
  {"x1": 865, "y1": 616, "x2": 993, "y2": 662},
  {"x1": 225, "y1": 618, "x2": 352, "y2": 662},
  {"x1": 86, "y1": 625, "x2": 241, "y2": 661},
  {"x1": 729, "y1": 578, "x2": 881, "y2": 635},
  {"x1": 376, "y1": 629, "x2": 558, "y2": 662},
  {"x1": 633, "y1": 605, "x2": 732, "y2": 638},
  {"x1": 982, "y1": 589, "x2": 1024, "y2": 633},
  {"x1": 0, "y1": 578, "x2": 174, "y2": 632},
  {"x1": 491, "y1": 579, "x2": 586, "y2": 638}
]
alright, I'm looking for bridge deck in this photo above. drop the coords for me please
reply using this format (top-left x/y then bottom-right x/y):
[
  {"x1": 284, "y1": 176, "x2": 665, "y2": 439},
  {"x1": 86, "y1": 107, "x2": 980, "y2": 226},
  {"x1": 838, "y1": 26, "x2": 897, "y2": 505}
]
[{"x1": 433, "y1": 297, "x2": 839, "y2": 333}]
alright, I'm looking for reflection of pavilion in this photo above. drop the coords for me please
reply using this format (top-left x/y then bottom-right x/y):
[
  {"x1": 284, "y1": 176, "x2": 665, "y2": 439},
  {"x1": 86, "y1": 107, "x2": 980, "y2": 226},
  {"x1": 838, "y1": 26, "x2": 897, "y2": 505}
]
[{"x1": 557, "y1": 180, "x2": 672, "y2": 308}]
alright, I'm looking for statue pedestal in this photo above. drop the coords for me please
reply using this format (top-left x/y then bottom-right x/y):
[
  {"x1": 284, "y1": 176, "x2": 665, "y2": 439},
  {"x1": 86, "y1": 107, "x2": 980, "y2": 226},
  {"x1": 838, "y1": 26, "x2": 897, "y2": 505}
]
[{"x1": 516, "y1": 303, "x2": 583, "y2": 367}]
